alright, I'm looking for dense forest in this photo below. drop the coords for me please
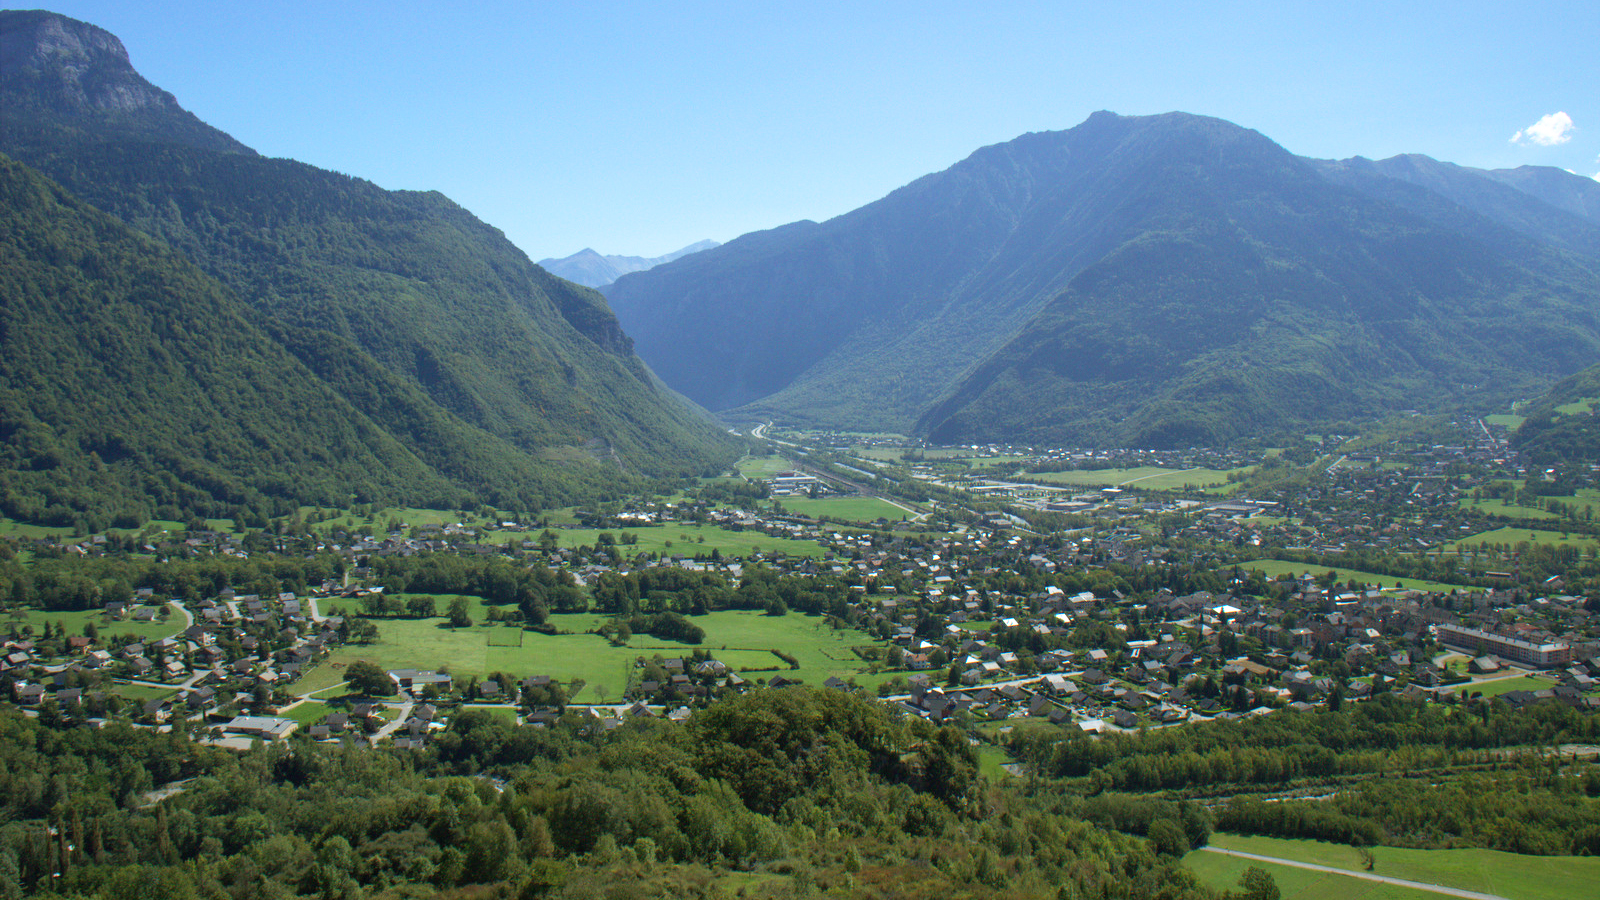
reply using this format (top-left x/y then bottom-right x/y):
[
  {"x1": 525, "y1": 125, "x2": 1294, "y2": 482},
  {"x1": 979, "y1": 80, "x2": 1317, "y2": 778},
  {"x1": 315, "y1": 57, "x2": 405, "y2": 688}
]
[{"x1": 0, "y1": 689, "x2": 1234, "y2": 900}]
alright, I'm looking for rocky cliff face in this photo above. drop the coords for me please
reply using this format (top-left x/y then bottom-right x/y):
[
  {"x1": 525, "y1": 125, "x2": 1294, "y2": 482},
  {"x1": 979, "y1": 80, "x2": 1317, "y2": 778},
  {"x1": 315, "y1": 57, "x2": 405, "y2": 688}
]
[
  {"x1": 0, "y1": 10, "x2": 174, "y2": 113},
  {"x1": 0, "y1": 10, "x2": 254, "y2": 155}
]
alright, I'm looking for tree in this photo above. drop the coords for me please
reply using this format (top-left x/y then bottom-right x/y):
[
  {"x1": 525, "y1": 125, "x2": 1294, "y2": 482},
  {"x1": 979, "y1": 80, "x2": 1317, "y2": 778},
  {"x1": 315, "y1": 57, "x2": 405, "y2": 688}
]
[
  {"x1": 1237, "y1": 866, "x2": 1280, "y2": 900},
  {"x1": 447, "y1": 596, "x2": 472, "y2": 629},
  {"x1": 345, "y1": 660, "x2": 395, "y2": 696},
  {"x1": 406, "y1": 595, "x2": 437, "y2": 618}
]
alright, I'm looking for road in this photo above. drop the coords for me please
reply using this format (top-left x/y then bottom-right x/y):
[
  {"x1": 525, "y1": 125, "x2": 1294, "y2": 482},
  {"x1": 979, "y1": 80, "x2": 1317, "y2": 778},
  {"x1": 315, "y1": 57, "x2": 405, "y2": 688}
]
[{"x1": 1199, "y1": 847, "x2": 1510, "y2": 900}]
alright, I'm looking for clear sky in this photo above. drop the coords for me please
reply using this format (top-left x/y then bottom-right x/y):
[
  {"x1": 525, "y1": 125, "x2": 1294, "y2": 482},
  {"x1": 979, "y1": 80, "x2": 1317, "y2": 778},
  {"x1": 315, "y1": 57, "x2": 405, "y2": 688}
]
[{"x1": 23, "y1": 1, "x2": 1600, "y2": 261}]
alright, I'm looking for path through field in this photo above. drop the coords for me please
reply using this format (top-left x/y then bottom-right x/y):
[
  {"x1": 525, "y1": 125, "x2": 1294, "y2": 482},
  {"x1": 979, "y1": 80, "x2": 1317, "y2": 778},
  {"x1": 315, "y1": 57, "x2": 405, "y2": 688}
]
[{"x1": 1199, "y1": 847, "x2": 1510, "y2": 900}]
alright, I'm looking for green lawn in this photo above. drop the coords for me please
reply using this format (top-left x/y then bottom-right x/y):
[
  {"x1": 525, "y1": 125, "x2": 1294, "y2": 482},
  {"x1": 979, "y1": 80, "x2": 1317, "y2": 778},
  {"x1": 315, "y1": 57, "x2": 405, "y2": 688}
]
[
  {"x1": 1197, "y1": 832, "x2": 1600, "y2": 900},
  {"x1": 1484, "y1": 413, "x2": 1527, "y2": 429},
  {"x1": 297, "y1": 608, "x2": 886, "y2": 704},
  {"x1": 112, "y1": 683, "x2": 177, "y2": 703},
  {"x1": 1446, "y1": 527, "x2": 1600, "y2": 552},
  {"x1": 1239, "y1": 560, "x2": 1467, "y2": 593},
  {"x1": 779, "y1": 497, "x2": 913, "y2": 523}
]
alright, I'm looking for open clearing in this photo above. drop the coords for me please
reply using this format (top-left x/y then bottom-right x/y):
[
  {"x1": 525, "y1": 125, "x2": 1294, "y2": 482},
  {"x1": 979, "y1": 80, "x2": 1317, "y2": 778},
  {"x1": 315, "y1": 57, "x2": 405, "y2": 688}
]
[
  {"x1": 779, "y1": 496, "x2": 913, "y2": 523},
  {"x1": 736, "y1": 455, "x2": 795, "y2": 479},
  {"x1": 1457, "y1": 674, "x2": 1557, "y2": 698},
  {"x1": 1191, "y1": 832, "x2": 1599, "y2": 900},
  {"x1": 544, "y1": 523, "x2": 826, "y2": 559},
  {"x1": 298, "y1": 605, "x2": 885, "y2": 704},
  {"x1": 8, "y1": 603, "x2": 185, "y2": 644},
  {"x1": 1024, "y1": 466, "x2": 1245, "y2": 490},
  {"x1": 1446, "y1": 527, "x2": 1600, "y2": 553},
  {"x1": 1239, "y1": 560, "x2": 1468, "y2": 593}
]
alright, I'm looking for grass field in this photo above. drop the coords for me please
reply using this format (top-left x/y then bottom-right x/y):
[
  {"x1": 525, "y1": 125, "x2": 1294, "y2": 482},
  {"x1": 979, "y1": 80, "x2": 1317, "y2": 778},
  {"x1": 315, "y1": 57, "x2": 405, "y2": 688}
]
[
  {"x1": 736, "y1": 455, "x2": 796, "y2": 479},
  {"x1": 545, "y1": 523, "x2": 826, "y2": 559},
  {"x1": 1193, "y1": 832, "x2": 1600, "y2": 900},
  {"x1": 1484, "y1": 413, "x2": 1527, "y2": 429},
  {"x1": 1024, "y1": 466, "x2": 1246, "y2": 490},
  {"x1": 112, "y1": 683, "x2": 177, "y2": 703},
  {"x1": 6, "y1": 604, "x2": 185, "y2": 644},
  {"x1": 1457, "y1": 498, "x2": 1558, "y2": 520},
  {"x1": 1238, "y1": 560, "x2": 1468, "y2": 593},
  {"x1": 297, "y1": 606, "x2": 885, "y2": 704},
  {"x1": 1446, "y1": 527, "x2": 1600, "y2": 553},
  {"x1": 1459, "y1": 674, "x2": 1556, "y2": 697},
  {"x1": 779, "y1": 497, "x2": 913, "y2": 523}
]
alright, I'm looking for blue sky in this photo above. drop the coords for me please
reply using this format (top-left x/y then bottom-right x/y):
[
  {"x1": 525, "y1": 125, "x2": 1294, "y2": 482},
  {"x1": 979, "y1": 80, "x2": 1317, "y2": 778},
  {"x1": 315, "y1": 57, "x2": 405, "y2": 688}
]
[{"x1": 26, "y1": 1, "x2": 1600, "y2": 261}]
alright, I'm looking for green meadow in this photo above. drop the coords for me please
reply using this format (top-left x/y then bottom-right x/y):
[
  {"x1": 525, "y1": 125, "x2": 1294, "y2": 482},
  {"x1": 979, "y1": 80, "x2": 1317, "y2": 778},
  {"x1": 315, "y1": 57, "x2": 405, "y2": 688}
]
[
  {"x1": 1191, "y1": 832, "x2": 1600, "y2": 900},
  {"x1": 1025, "y1": 466, "x2": 1247, "y2": 490},
  {"x1": 736, "y1": 455, "x2": 796, "y2": 479},
  {"x1": 1239, "y1": 560, "x2": 1467, "y2": 593},
  {"x1": 1458, "y1": 674, "x2": 1557, "y2": 698},
  {"x1": 297, "y1": 604, "x2": 885, "y2": 704},
  {"x1": 1446, "y1": 527, "x2": 1600, "y2": 553},
  {"x1": 547, "y1": 523, "x2": 827, "y2": 559},
  {"x1": 779, "y1": 496, "x2": 913, "y2": 523},
  {"x1": 6, "y1": 603, "x2": 185, "y2": 644}
]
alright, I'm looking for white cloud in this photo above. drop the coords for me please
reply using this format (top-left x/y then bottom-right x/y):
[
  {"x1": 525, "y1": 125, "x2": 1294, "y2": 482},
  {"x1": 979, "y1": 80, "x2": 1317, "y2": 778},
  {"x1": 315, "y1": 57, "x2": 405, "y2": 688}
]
[{"x1": 1511, "y1": 111, "x2": 1575, "y2": 146}]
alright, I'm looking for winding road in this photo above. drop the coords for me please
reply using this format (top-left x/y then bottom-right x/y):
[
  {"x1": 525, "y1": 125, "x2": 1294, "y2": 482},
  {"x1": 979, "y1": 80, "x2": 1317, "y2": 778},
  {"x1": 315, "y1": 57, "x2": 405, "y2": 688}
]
[{"x1": 1199, "y1": 847, "x2": 1511, "y2": 900}]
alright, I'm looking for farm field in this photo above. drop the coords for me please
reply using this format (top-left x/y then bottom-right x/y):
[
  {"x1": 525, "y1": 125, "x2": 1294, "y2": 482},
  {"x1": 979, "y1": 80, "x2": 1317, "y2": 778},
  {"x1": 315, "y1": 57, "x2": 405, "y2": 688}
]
[
  {"x1": 778, "y1": 496, "x2": 913, "y2": 523},
  {"x1": 297, "y1": 605, "x2": 884, "y2": 704},
  {"x1": 1024, "y1": 466, "x2": 1245, "y2": 489},
  {"x1": 1446, "y1": 527, "x2": 1600, "y2": 553},
  {"x1": 1194, "y1": 832, "x2": 1600, "y2": 900},
  {"x1": 1238, "y1": 560, "x2": 1467, "y2": 593},
  {"x1": 1483, "y1": 413, "x2": 1527, "y2": 429},
  {"x1": 546, "y1": 523, "x2": 826, "y2": 559}
]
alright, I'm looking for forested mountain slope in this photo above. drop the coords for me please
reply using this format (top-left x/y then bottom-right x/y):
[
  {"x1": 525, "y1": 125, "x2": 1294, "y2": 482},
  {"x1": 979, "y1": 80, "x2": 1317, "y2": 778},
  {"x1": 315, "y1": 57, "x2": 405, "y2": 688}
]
[
  {"x1": 0, "y1": 12, "x2": 739, "y2": 523},
  {"x1": 0, "y1": 153, "x2": 465, "y2": 527},
  {"x1": 1512, "y1": 361, "x2": 1600, "y2": 465}
]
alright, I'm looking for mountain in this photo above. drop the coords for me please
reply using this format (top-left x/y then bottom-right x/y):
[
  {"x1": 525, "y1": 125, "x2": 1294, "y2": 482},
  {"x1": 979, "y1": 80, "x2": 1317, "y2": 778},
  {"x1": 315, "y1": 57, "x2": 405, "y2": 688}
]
[
  {"x1": 539, "y1": 240, "x2": 720, "y2": 288},
  {"x1": 1512, "y1": 363, "x2": 1600, "y2": 465},
  {"x1": 0, "y1": 11, "x2": 739, "y2": 523},
  {"x1": 604, "y1": 111, "x2": 1600, "y2": 445}
]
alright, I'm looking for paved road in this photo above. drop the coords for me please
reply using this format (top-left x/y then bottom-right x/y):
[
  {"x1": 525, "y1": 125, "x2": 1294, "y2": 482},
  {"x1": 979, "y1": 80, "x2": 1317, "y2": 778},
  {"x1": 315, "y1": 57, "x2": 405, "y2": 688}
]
[{"x1": 1199, "y1": 847, "x2": 1511, "y2": 900}]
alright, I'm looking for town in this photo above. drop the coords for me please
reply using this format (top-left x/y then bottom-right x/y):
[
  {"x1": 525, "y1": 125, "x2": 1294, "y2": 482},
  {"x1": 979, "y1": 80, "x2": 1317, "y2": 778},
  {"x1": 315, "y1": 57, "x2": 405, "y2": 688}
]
[{"x1": 4, "y1": 415, "x2": 1596, "y2": 766}]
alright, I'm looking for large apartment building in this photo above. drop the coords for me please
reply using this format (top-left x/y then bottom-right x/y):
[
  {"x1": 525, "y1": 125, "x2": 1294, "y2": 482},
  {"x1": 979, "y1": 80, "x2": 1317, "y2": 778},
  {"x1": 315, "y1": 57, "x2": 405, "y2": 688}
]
[{"x1": 1435, "y1": 623, "x2": 1572, "y2": 668}]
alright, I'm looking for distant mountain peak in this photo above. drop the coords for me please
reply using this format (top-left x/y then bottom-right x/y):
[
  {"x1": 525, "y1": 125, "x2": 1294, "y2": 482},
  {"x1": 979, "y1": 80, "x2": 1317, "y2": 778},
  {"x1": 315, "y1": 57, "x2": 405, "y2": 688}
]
[
  {"x1": 539, "y1": 239, "x2": 721, "y2": 288},
  {"x1": 0, "y1": 9, "x2": 253, "y2": 155}
]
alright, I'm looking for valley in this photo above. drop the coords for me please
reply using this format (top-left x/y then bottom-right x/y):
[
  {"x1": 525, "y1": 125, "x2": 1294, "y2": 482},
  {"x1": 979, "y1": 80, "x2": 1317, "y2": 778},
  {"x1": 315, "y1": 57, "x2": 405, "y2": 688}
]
[{"x1": 1, "y1": 8, "x2": 1598, "y2": 900}]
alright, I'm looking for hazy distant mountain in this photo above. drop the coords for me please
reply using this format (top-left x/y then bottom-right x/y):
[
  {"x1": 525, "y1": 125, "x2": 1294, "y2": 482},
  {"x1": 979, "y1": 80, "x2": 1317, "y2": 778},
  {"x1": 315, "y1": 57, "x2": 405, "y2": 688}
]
[
  {"x1": 540, "y1": 240, "x2": 720, "y2": 288},
  {"x1": 606, "y1": 111, "x2": 1600, "y2": 446},
  {"x1": 0, "y1": 11, "x2": 738, "y2": 523}
]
